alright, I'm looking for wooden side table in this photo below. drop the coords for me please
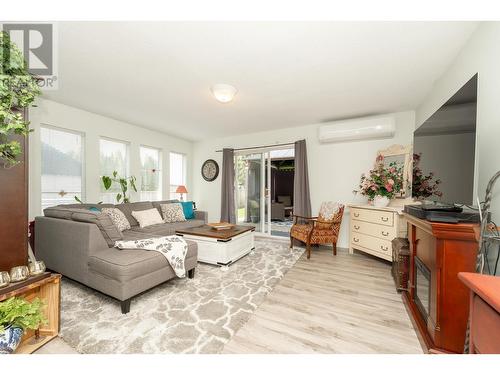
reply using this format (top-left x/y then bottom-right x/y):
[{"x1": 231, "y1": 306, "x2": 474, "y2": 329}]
[
  {"x1": 459, "y1": 272, "x2": 500, "y2": 354},
  {"x1": 0, "y1": 272, "x2": 61, "y2": 354}
]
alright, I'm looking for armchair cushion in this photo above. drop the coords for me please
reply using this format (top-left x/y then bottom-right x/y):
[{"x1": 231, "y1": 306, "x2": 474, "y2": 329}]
[{"x1": 317, "y1": 201, "x2": 342, "y2": 229}]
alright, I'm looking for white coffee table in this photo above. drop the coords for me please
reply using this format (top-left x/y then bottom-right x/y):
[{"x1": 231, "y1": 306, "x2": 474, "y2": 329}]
[{"x1": 176, "y1": 225, "x2": 255, "y2": 266}]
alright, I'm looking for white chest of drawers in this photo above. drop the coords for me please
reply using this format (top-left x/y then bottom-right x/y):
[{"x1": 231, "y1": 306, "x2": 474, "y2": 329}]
[{"x1": 348, "y1": 204, "x2": 407, "y2": 262}]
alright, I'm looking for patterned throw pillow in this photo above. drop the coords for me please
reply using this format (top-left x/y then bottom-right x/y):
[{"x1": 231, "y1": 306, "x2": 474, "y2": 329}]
[
  {"x1": 102, "y1": 207, "x2": 131, "y2": 232},
  {"x1": 317, "y1": 201, "x2": 342, "y2": 229},
  {"x1": 160, "y1": 203, "x2": 187, "y2": 223}
]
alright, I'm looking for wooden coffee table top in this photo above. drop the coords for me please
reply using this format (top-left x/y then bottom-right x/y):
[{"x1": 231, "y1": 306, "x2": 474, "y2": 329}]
[{"x1": 176, "y1": 225, "x2": 255, "y2": 240}]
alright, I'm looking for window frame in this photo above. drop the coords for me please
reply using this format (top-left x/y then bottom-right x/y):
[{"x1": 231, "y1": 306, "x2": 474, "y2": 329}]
[
  {"x1": 99, "y1": 136, "x2": 131, "y2": 202},
  {"x1": 139, "y1": 144, "x2": 163, "y2": 201},
  {"x1": 169, "y1": 151, "x2": 187, "y2": 200},
  {"x1": 40, "y1": 124, "x2": 86, "y2": 208}
]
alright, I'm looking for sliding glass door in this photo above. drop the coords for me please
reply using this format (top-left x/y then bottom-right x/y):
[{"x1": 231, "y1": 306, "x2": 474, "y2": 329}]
[{"x1": 235, "y1": 152, "x2": 272, "y2": 234}]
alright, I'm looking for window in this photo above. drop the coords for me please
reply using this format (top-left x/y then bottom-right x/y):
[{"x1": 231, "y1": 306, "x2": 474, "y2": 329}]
[
  {"x1": 169, "y1": 152, "x2": 186, "y2": 199},
  {"x1": 100, "y1": 138, "x2": 129, "y2": 203},
  {"x1": 41, "y1": 126, "x2": 84, "y2": 210},
  {"x1": 140, "y1": 146, "x2": 162, "y2": 201}
]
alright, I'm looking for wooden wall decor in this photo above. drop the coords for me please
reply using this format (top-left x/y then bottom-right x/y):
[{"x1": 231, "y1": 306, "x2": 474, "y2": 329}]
[{"x1": 0, "y1": 108, "x2": 29, "y2": 271}]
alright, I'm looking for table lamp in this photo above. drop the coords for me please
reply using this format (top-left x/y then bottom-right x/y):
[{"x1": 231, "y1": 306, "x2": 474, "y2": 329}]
[{"x1": 176, "y1": 185, "x2": 188, "y2": 201}]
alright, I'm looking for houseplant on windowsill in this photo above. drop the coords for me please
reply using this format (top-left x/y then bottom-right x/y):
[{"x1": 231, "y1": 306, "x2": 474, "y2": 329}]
[
  {"x1": 0, "y1": 297, "x2": 47, "y2": 354},
  {"x1": 354, "y1": 155, "x2": 404, "y2": 207}
]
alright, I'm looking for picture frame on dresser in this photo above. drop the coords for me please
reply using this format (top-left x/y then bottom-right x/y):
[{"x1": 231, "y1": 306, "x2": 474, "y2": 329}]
[{"x1": 348, "y1": 204, "x2": 407, "y2": 262}]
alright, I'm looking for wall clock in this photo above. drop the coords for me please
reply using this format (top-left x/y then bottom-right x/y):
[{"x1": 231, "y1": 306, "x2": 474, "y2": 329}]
[{"x1": 201, "y1": 159, "x2": 219, "y2": 182}]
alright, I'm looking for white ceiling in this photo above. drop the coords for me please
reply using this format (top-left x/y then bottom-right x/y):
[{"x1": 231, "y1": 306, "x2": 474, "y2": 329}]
[{"x1": 45, "y1": 22, "x2": 479, "y2": 141}]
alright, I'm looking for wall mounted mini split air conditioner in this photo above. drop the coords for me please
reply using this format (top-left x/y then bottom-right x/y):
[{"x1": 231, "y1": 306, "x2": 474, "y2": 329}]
[{"x1": 317, "y1": 115, "x2": 396, "y2": 143}]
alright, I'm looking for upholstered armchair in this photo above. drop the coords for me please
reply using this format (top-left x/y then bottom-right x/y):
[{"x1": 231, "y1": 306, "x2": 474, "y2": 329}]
[{"x1": 290, "y1": 202, "x2": 345, "y2": 259}]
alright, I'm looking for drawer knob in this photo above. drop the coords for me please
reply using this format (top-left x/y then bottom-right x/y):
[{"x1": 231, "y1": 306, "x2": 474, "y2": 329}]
[
  {"x1": 354, "y1": 225, "x2": 360, "y2": 230},
  {"x1": 381, "y1": 231, "x2": 389, "y2": 237},
  {"x1": 381, "y1": 216, "x2": 389, "y2": 222},
  {"x1": 380, "y1": 245, "x2": 389, "y2": 251},
  {"x1": 353, "y1": 238, "x2": 359, "y2": 243},
  {"x1": 353, "y1": 213, "x2": 360, "y2": 218}
]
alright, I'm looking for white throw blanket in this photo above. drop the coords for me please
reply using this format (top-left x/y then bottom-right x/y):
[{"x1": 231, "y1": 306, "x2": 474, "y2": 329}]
[{"x1": 115, "y1": 235, "x2": 188, "y2": 278}]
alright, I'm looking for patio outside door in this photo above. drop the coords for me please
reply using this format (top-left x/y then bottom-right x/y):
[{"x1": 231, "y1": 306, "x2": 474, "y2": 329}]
[{"x1": 234, "y1": 152, "x2": 272, "y2": 235}]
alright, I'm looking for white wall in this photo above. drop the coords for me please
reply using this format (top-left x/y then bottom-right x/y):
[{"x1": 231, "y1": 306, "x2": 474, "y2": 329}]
[
  {"x1": 416, "y1": 22, "x2": 500, "y2": 274},
  {"x1": 414, "y1": 132, "x2": 476, "y2": 204},
  {"x1": 29, "y1": 98, "x2": 193, "y2": 219},
  {"x1": 192, "y1": 111, "x2": 415, "y2": 248}
]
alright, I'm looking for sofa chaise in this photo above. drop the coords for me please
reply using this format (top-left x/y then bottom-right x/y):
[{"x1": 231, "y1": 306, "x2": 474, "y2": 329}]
[{"x1": 35, "y1": 200, "x2": 207, "y2": 313}]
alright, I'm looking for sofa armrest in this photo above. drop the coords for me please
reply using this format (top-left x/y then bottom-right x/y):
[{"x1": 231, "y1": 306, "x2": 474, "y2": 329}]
[
  {"x1": 195, "y1": 210, "x2": 208, "y2": 223},
  {"x1": 35, "y1": 216, "x2": 109, "y2": 285}
]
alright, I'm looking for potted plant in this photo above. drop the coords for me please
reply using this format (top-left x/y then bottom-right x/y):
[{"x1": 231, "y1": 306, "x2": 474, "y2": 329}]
[
  {"x1": 0, "y1": 297, "x2": 47, "y2": 354},
  {"x1": 101, "y1": 170, "x2": 137, "y2": 203},
  {"x1": 354, "y1": 155, "x2": 404, "y2": 207},
  {"x1": 0, "y1": 31, "x2": 42, "y2": 168}
]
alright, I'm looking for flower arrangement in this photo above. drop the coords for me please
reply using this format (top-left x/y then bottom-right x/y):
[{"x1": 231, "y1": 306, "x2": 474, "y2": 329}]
[
  {"x1": 355, "y1": 155, "x2": 404, "y2": 201},
  {"x1": 412, "y1": 153, "x2": 443, "y2": 199}
]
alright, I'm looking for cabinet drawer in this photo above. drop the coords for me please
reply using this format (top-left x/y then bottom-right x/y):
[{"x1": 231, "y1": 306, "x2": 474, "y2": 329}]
[
  {"x1": 351, "y1": 232, "x2": 392, "y2": 256},
  {"x1": 351, "y1": 219, "x2": 396, "y2": 240},
  {"x1": 351, "y1": 208, "x2": 394, "y2": 227}
]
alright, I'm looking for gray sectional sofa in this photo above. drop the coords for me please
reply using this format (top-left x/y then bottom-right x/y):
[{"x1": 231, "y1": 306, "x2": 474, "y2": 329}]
[{"x1": 35, "y1": 200, "x2": 207, "y2": 313}]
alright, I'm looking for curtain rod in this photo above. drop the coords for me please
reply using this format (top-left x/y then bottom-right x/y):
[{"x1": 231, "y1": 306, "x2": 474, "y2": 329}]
[{"x1": 215, "y1": 141, "x2": 298, "y2": 153}]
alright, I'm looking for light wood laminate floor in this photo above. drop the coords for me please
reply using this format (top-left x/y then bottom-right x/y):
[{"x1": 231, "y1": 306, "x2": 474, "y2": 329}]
[{"x1": 223, "y1": 246, "x2": 423, "y2": 354}]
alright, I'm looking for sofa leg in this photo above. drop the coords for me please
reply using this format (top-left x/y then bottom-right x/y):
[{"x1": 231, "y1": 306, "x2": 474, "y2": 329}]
[
  {"x1": 333, "y1": 243, "x2": 337, "y2": 256},
  {"x1": 121, "y1": 298, "x2": 131, "y2": 314},
  {"x1": 306, "y1": 242, "x2": 311, "y2": 259},
  {"x1": 188, "y1": 268, "x2": 195, "y2": 279}
]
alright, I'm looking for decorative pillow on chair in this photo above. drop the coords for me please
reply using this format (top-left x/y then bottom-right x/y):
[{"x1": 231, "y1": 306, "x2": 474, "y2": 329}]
[
  {"x1": 160, "y1": 203, "x2": 187, "y2": 223},
  {"x1": 102, "y1": 207, "x2": 131, "y2": 232},
  {"x1": 317, "y1": 201, "x2": 342, "y2": 229},
  {"x1": 131, "y1": 208, "x2": 164, "y2": 228}
]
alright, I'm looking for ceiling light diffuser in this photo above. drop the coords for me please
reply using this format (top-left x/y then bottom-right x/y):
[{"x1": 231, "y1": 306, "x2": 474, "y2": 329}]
[{"x1": 211, "y1": 84, "x2": 237, "y2": 103}]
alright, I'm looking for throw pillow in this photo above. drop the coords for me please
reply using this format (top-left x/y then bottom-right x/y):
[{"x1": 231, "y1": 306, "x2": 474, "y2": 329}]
[
  {"x1": 131, "y1": 208, "x2": 164, "y2": 228},
  {"x1": 102, "y1": 207, "x2": 131, "y2": 232},
  {"x1": 180, "y1": 201, "x2": 195, "y2": 220},
  {"x1": 160, "y1": 203, "x2": 187, "y2": 223},
  {"x1": 317, "y1": 201, "x2": 342, "y2": 229},
  {"x1": 88, "y1": 207, "x2": 101, "y2": 212}
]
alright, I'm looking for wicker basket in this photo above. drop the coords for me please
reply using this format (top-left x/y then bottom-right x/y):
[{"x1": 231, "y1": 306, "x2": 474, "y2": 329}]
[{"x1": 391, "y1": 237, "x2": 410, "y2": 292}]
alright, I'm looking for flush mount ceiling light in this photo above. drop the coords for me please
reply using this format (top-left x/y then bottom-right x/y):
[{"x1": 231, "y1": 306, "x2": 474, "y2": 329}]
[{"x1": 211, "y1": 84, "x2": 237, "y2": 103}]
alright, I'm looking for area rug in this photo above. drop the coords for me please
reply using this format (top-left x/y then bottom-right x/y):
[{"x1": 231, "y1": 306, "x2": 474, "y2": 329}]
[{"x1": 59, "y1": 237, "x2": 304, "y2": 353}]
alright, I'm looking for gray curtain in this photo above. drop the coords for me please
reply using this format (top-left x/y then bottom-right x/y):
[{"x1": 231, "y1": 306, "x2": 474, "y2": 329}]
[
  {"x1": 293, "y1": 140, "x2": 312, "y2": 219},
  {"x1": 220, "y1": 148, "x2": 236, "y2": 224}
]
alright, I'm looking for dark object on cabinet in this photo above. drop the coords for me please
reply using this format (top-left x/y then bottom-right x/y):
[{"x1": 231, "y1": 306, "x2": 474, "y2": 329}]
[
  {"x1": 0, "y1": 109, "x2": 29, "y2": 271},
  {"x1": 403, "y1": 214, "x2": 479, "y2": 353},
  {"x1": 458, "y1": 272, "x2": 500, "y2": 354},
  {"x1": 392, "y1": 238, "x2": 410, "y2": 292}
]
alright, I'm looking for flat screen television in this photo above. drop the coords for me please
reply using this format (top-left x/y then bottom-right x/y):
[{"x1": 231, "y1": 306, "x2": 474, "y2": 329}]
[{"x1": 412, "y1": 75, "x2": 477, "y2": 206}]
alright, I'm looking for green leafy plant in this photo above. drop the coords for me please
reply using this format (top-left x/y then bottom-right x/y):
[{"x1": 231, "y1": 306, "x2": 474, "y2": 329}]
[
  {"x1": 74, "y1": 196, "x2": 103, "y2": 205},
  {"x1": 0, "y1": 297, "x2": 47, "y2": 332},
  {"x1": 102, "y1": 170, "x2": 137, "y2": 203},
  {"x1": 0, "y1": 31, "x2": 42, "y2": 168}
]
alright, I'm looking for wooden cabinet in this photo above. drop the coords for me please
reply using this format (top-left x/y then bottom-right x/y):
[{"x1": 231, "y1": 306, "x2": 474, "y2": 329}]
[
  {"x1": 403, "y1": 214, "x2": 478, "y2": 353},
  {"x1": 0, "y1": 273, "x2": 61, "y2": 354},
  {"x1": 348, "y1": 204, "x2": 407, "y2": 262},
  {"x1": 459, "y1": 272, "x2": 500, "y2": 354}
]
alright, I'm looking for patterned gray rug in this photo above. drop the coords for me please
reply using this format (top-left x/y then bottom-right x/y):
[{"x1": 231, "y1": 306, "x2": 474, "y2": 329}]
[{"x1": 59, "y1": 237, "x2": 304, "y2": 353}]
